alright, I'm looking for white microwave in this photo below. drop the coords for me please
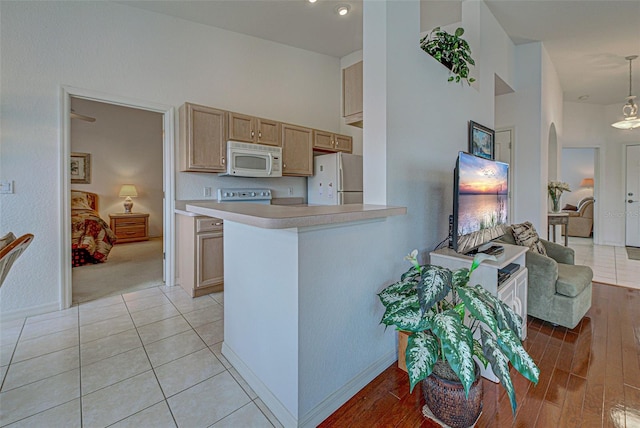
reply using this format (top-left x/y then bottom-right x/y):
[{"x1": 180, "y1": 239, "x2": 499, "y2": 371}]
[{"x1": 220, "y1": 141, "x2": 282, "y2": 178}]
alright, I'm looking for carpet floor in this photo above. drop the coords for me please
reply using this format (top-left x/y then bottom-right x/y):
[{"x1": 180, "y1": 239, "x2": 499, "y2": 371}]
[
  {"x1": 626, "y1": 246, "x2": 640, "y2": 260},
  {"x1": 72, "y1": 237, "x2": 163, "y2": 304}
]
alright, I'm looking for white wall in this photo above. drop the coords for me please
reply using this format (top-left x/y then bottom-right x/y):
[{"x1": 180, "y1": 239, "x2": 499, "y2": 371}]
[
  {"x1": 71, "y1": 98, "x2": 164, "y2": 237},
  {"x1": 0, "y1": 1, "x2": 343, "y2": 317},
  {"x1": 562, "y1": 101, "x2": 640, "y2": 246},
  {"x1": 495, "y1": 42, "x2": 563, "y2": 233},
  {"x1": 363, "y1": 0, "x2": 517, "y2": 270},
  {"x1": 495, "y1": 44, "x2": 543, "y2": 228},
  {"x1": 561, "y1": 148, "x2": 595, "y2": 206}
]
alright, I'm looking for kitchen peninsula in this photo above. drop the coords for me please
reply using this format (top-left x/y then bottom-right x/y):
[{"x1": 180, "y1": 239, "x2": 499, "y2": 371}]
[{"x1": 185, "y1": 201, "x2": 406, "y2": 428}]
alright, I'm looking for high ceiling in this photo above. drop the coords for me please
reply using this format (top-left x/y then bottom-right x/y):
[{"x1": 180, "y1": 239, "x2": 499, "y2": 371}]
[{"x1": 118, "y1": 0, "x2": 640, "y2": 106}]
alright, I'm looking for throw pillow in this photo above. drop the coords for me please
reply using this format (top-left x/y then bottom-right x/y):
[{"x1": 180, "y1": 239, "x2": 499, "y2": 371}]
[
  {"x1": 562, "y1": 204, "x2": 577, "y2": 211},
  {"x1": 0, "y1": 232, "x2": 16, "y2": 252},
  {"x1": 511, "y1": 222, "x2": 547, "y2": 255}
]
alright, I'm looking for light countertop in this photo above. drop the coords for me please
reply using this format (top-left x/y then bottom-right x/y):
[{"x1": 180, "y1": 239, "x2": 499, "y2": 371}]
[{"x1": 184, "y1": 201, "x2": 406, "y2": 229}]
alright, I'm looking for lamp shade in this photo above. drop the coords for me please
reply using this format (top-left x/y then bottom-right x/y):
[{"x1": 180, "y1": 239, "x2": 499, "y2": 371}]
[
  {"x1": 118, "y1": 184, "x2": 138, "y2": 198},
  {"x1": 580, "y1": 178, "x2": 594, "y2": 188}
]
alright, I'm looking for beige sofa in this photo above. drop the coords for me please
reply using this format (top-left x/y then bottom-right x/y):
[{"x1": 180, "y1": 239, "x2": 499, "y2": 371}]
[{"x1": 563, "y1": 197, "x2": 594, "y2": 237}]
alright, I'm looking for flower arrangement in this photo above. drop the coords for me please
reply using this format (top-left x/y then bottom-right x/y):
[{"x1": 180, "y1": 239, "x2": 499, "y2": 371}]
[
  {"x1": 378, "y1": 250, "x2": 540, "y2": 414},
  {"x1": 548, "y1": 181, "x2": 571, "y2": 212}
]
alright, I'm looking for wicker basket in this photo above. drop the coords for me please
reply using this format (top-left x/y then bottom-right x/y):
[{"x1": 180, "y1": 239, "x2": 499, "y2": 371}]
[{"x1": 422, "y1": 361, "x2": 483, "y2": 428}]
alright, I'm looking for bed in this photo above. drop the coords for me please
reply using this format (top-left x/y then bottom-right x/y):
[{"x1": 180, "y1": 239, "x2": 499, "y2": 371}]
[{"x1": 71, "y1": 190, "x2": 117, "y2": 267}]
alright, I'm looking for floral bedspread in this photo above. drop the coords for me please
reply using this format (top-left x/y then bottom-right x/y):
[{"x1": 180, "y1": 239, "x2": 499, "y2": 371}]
[{"x1": 71, "y1": 209, "x2": 117, "y2": 264}]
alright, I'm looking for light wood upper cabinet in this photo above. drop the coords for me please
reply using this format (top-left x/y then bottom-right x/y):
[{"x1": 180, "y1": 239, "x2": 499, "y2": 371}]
[
  {"x1": 343, "y1": 61, "x2": 363, "y2": 128},
  {"x1": 313, "y1": 130, "x2": 353, "y2": 154},
  {"x1": 313, "y1": 130, "x2": 335, "y2": 151},
  {"x1": 281, "y1": 123, "x2": 313, "y2": 176},
  {"x1": 180, "y1": 103, "x2": 227, "y2": 172},
  {"x1": 334, "y1": 134, "x2": 353, "y2": 153},
  {"x1": 228, "y1": 112, "x2": 281, "y2": 146},
  {"x1": 256, "y1": 119, "x2": 280, "y2": 146}
]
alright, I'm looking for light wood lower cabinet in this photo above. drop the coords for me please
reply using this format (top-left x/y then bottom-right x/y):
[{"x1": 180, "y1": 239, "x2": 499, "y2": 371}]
[{"x1": 177, "y1": 214, "x2": 223, "y2": 297}]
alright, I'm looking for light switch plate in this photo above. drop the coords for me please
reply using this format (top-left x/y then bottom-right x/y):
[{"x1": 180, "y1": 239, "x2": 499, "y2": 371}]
[{"x1": 0, "y1": 180, "x2": 14, "y2": 194}]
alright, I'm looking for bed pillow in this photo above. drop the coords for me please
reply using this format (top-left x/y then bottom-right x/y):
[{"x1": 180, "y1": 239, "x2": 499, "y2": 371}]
[
  {"x1": 71, "y1": 191, "x2": 92, "y2": 210},
  {"x1": 0, "y1": 232, "x2": 16, "y2": 252},
  {"x1": 511, "y1": 222, "x2": 547, "y2": 255}
]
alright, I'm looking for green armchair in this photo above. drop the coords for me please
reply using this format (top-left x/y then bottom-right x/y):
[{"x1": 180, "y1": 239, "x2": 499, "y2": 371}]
[{"x1": 499, "y1": 226, "x2": 593, "y2": 329}]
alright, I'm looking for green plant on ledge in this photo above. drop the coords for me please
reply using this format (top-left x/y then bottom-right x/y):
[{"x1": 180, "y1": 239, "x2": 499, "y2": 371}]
[
  {"x1": 378, "y1": 250, "x2": 540, "y2": 415},
  {"x1": 419, "y1": 27, "x2": 476, "y2": 85}
]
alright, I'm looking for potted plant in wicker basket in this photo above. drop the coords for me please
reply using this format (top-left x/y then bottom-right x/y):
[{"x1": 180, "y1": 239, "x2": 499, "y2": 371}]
[{"x1": 378, "y1": 250, "x2": 540, "y2": 427}]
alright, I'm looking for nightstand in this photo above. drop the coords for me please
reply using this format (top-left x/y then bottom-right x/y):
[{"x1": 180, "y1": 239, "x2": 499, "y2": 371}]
[{"x1": 109, "y1": 212, "x2": 149, "y2": 244}]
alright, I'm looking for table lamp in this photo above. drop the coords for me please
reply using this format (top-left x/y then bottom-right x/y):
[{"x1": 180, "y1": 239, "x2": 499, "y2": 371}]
[
  {"x1": 580, "y1": 178, "x2": 594, "y2": 188},
  {"x1": 118, "y1": 184, "x2": 138, "y2": 213}
]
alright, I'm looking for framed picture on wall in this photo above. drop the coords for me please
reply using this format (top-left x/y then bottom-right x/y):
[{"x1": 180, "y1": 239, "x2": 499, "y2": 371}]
[
  {"x1": 71, "y1": 152, "x2": 91, "y2": 184},
  {"x1": 468, "y1": 121, "x2": 495, "y2": 160}
]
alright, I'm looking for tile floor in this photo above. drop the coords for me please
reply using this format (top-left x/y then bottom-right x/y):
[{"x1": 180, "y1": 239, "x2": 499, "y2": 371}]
[
  {"x1": 566, "y1": 236, "x2": 640, "y2": 289},
  {"x1": 0, "y1": 286, "x2": 282, "y2": 428}
]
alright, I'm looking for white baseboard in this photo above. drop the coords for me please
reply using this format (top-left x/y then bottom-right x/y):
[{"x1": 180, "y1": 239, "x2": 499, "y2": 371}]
[
  {"x1": 222, "y1": 342, "x2": 297, "y2": 428},
  {"x1": 0, "y1": 302, "x2": 60, "y2": 322},
  {"x1": 223, "y1": 342, "x2": 396, "y2": 428},
  {"x1": 299, "y1": 350, "x2": 396, "y2": 428}
]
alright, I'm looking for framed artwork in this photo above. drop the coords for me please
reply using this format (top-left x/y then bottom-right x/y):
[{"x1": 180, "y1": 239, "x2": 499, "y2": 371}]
[
  {"x1": 71, "y1": 152, "x2": 91, "y2": 184},
  {"x1": 468, "y1": 121, "x2": 495, "y2": 160}
]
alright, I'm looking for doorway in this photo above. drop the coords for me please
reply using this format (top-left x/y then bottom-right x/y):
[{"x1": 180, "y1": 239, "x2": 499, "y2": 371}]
[
  {"x1": 61, "y1": 87, "x2": 175, "y2": 309},
  {"x1": 626, "y1": 144, "x2": 640, "y2": 247},
  {"x1": 70, "y1": 98, "x2": 164, "y2": 303},
  {"x1": 495, "y1": 128, "x2": 515, "y2": 223},
  {"x1": 561, "y1": 147, "x2": 599, "y2": 244}
]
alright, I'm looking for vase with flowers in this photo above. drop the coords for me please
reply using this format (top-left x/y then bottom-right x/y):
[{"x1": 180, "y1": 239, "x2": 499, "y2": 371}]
[{"x1": 548, "y1": 181, "x2": 571, "y2": 213}]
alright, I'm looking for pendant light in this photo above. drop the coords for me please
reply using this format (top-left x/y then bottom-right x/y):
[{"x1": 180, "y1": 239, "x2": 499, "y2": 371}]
[{"x1": 611, "y1": 55, "x2": 640, "y2": 130}]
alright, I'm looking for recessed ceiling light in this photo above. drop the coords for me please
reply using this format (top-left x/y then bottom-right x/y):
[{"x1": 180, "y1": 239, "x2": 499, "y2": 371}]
[
  {"x1": 308, "y1": 0, "x2": 317, "y2": 3},
  {"x1": 336, "y1": 5, "x2": 350, "y2": 16}
]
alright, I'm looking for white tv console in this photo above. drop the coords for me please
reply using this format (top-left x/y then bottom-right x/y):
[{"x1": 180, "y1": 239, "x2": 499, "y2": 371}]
[{"x1": 430, "y1": 243, "x2": 528, "y2": 382}]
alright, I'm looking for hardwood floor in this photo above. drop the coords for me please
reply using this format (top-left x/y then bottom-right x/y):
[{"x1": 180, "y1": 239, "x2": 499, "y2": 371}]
[{"x1": 319, "y1": 283, "x2": 640, "y2": 428}]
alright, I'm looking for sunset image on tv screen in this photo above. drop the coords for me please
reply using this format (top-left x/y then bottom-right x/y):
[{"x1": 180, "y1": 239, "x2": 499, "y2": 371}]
[{"x1": 458, "y1": 153, "x2": 509, "y2": 235}]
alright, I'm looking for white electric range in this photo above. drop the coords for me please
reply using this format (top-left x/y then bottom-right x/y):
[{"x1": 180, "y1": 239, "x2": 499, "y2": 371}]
[{"x1": 217, "y1": 188, "x2": 272, "y2": 204}]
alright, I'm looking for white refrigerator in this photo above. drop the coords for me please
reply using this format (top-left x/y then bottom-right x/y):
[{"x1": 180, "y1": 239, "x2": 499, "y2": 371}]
[{"x1": 307, "y1": 153, "x2": 363, "y2": 205}]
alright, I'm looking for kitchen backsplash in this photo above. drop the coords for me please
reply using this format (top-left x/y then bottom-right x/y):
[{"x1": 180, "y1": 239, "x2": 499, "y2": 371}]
[{"x1": 175, "y1": 172, "x2": 308, "y2": 201}]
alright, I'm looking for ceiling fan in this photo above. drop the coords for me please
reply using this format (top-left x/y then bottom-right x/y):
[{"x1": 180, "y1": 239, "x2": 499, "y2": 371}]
[{"x1": 70, "y1": 109, "x2": 96, "y2": 123}]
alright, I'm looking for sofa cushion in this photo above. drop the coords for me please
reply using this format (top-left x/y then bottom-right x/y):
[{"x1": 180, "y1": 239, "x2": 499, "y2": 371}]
[
  {"x1": 562, "y1": 204, "x2": 578, "y2": 211},
  {"x1": 511, "y1": 222, "x2": 547, "y2": 255},
  {"x1": 556, "y1": 264, "x2": 593, "y2": 297}
]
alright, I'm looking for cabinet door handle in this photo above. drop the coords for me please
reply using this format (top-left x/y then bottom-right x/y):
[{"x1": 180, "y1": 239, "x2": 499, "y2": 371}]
[
  {"x1": 258, "y1": 131, "x2": 262, "y2": 139},
  {"x1": 213, "y1": 222, "x2": 222, "y2": 226},
  {"x1": 221, "y1": 157, "x2": 225, "y2": 165},
  {"x1": 335, "y1": 140, "x2": 339, "y2": 147},
  {"x1": 251, "y1": 130, "x2": 255, "y2": 138},
  {"x1": 283, "y1": 163, "x2": 287, "y2": 169}
]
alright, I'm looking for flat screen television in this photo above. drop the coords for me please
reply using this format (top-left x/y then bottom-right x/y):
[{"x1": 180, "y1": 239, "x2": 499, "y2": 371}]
[{"x1": 451, "y1": 151, "x2": 509, "y2": 254}]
